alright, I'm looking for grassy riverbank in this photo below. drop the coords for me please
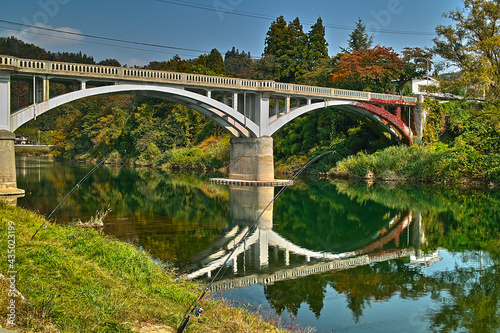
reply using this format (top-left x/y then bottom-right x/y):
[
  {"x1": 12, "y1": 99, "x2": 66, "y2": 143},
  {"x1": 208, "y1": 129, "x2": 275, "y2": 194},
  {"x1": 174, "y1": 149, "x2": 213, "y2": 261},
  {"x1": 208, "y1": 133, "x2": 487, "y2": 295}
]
[
  {"x1": 0, "y1": 203, "x2": 285, "y2": 333},
  {"x1": 14, "y1": 146, "x2": 53, "y2": 157}
]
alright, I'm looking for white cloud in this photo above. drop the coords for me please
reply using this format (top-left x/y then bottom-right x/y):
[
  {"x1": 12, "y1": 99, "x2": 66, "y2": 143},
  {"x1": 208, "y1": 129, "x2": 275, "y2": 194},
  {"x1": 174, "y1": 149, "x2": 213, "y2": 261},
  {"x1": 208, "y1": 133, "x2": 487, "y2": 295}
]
[
  {"x1": 1, "y1": 23, "x2": 84, "y2": 48},
  {"x1": 126, "y1": 58, "x2": 147, "y2": 68}
]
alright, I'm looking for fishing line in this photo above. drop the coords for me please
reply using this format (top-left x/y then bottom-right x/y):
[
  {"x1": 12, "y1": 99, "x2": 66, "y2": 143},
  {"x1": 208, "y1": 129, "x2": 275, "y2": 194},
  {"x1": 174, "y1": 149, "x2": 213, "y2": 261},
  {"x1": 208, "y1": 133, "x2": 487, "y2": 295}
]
[
  {"x1": 30, "y1": 156, "x2": 109, "y2": 241},
  {"x1": 177, "y1": 150, "x2": 338, "y2": 332}
]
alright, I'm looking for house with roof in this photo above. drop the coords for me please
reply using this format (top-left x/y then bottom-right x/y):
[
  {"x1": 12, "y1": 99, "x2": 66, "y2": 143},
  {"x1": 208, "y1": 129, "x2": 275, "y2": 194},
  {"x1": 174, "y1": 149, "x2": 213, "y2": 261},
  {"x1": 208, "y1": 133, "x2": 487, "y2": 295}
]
[{"x1": 15, "y1": 133, "x2": 30, "y2": 144}]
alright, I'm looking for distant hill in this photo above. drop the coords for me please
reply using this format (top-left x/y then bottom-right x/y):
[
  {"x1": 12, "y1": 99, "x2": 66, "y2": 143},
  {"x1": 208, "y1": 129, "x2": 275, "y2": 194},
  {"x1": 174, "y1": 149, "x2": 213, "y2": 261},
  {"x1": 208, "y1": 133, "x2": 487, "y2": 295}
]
[
  {"x1": 439, "y1": 72, "x2": 461, "y2": 81},
  {"x1": 0, "y1": 36, "x2": 120, "y2": 66}
]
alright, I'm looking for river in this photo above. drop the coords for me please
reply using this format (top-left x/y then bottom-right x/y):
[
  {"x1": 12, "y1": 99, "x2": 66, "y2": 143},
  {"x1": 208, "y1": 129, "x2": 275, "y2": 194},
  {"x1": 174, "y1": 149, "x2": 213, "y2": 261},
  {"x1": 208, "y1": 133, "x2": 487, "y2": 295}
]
[{"x1": 15, "y1": 156, "x2": 500, "y2": 333}]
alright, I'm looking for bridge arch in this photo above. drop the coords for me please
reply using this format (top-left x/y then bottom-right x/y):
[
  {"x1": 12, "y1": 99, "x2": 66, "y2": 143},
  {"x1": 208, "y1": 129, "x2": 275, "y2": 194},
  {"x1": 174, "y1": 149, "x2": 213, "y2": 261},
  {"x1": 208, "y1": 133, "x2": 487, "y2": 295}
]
[
  {"x1": 10, "y1": 84, "x2": 260, "y2": 138},
  {"x1": 266, "y1": 100, "x2": 413, "y2": 144}
]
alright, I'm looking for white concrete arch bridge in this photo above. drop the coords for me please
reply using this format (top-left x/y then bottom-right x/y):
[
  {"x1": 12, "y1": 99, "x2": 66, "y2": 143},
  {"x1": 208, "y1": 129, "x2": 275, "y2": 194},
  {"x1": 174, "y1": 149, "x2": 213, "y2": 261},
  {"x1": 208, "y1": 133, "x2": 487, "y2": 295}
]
[{"x1": 0, "y1": 55, "x2": 421, "y2": 193}]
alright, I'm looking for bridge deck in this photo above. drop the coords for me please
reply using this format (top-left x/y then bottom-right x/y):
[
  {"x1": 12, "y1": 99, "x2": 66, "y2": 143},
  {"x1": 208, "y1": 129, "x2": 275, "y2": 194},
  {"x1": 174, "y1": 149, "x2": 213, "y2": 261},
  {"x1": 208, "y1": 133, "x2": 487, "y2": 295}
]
[{"x1": 0, "y1": 55, "x2": 417, "y2": 104}]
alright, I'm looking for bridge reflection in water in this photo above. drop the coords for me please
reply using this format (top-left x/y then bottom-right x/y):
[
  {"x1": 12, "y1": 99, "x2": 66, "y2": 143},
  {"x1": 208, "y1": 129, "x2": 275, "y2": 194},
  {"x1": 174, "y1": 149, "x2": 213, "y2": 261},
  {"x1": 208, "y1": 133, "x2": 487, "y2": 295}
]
[{"x1": 185, "y1": 185, "x2": 431, "y2": 292}]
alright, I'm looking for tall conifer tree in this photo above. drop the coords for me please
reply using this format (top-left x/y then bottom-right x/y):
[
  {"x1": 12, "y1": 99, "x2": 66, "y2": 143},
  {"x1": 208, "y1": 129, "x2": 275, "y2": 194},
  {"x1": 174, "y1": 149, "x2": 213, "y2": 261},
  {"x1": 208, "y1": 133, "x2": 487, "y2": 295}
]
[
  {"x1": 341, "y1": 18, "x2": 373, "y2": 54},
  {"x1": 307, "y1": 17, "x2": 329, "y2": 62}
]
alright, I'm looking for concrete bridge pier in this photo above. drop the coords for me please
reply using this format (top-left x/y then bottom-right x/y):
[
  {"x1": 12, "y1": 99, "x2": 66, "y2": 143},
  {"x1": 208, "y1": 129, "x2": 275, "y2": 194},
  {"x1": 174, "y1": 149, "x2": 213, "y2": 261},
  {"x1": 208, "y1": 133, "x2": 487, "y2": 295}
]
[
  {"x1": 0, "y1": 73, "x2": 25, "y2": 199},
  {"x1": 414, "y1": 94, "x2": 426, "y2": 142},
  {"x1": 0, "y1": 130, "x2": 25, "y2": 198},
  {"x1": 212, "y1": 136, "x2": 292, "y2": 186},
  {"x1": 229, "y1": 136, "x2": 274, "y2": 182}
]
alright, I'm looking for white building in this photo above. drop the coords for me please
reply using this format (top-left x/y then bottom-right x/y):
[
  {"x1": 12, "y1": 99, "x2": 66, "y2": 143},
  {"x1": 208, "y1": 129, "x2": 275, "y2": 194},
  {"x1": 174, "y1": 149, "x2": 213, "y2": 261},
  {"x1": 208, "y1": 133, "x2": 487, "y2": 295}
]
[{"x1": 411, "y1": 76, "x2": 439, "y2": 95}]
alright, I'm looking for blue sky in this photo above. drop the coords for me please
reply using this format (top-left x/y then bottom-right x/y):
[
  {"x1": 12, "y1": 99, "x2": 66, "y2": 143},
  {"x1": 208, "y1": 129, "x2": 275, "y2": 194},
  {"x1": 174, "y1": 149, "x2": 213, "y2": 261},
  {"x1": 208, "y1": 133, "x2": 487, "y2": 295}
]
[{"x1": 0, "y1": 0, "x2": 464, "y2": 67}]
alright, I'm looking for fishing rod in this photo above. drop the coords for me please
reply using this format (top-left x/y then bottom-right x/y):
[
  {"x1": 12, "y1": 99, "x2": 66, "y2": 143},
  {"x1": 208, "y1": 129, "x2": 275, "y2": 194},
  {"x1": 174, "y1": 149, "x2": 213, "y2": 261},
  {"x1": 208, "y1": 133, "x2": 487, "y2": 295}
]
[
  {"x1": 177, "y1": 150, "x2": 336, "y2": 333},
  {"x1": 30, "y1": 155, "x2": 110, "y2": 241}
]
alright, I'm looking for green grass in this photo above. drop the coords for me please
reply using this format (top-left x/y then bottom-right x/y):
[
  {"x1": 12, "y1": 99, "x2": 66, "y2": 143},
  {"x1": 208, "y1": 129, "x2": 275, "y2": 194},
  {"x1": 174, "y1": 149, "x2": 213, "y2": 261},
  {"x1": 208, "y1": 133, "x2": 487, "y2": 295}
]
[{"x1": 0, "y1": 203, "x2": 284, "y2": 333}]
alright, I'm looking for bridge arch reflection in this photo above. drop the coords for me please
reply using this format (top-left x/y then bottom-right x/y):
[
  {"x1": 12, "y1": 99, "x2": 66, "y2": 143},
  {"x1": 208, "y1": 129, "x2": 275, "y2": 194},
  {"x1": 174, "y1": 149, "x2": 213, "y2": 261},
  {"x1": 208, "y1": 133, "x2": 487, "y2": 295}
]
[{"x1": 185, "y1": 185, "x2": 426, "y2": 292}]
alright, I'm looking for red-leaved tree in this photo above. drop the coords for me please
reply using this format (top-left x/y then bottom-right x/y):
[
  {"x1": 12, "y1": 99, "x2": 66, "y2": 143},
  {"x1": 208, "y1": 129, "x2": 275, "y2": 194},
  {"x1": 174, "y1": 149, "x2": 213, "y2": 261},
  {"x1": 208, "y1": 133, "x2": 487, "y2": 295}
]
[{"x1": 330, "y1": 45, "x2": 403, "y2": 93}]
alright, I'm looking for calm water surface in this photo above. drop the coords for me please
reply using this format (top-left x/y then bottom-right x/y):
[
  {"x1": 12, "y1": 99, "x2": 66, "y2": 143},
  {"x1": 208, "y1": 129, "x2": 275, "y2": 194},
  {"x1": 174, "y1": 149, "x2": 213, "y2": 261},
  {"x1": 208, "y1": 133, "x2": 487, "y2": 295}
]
[{"x1": 16, "y1": 156, "x2": 500, "y2": 333}]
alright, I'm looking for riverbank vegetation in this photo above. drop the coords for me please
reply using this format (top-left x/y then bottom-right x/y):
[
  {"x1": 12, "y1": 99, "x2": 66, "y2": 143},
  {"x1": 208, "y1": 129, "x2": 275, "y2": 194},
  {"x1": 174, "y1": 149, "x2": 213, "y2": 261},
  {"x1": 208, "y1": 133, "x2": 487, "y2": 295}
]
[
  {"x1": 3, "y1": 0, "x2": 500, "y2": 183},
  {"x1": 0, "y1": 202, "x2": 289, "y2": 332},
  {"x1": 330, "y1": 100, "x2": 500, "y2": 183},
  {"x1": 14, "y1": 146, "x2": 53, "y2": 157}
]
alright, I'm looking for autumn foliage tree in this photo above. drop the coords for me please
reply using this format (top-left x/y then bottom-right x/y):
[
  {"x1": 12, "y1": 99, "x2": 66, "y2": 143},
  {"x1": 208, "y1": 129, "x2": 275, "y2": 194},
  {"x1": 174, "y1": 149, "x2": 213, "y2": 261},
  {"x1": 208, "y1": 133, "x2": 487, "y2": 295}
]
[{"x1": 330, "y1": 45, "x2": 402, "y2": 93}]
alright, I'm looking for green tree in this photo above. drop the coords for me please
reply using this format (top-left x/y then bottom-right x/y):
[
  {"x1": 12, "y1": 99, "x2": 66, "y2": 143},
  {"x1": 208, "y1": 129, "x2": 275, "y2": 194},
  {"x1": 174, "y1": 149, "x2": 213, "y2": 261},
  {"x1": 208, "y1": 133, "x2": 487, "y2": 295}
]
[
  {"x1": 191, "y1": 49, "x2": 226, "y2": 75},
  {"x1": 263, "y1": 16, "x2": 289, "y2": 58},
  {"x1": 0, "y1": 36, "x2": 96, "y2": 64},
  {"x1": 300, "y1": 17, "x2": 332, "y2": 86},
  {"x1": 98, "y1": 58, "x2": 121, "y2": 67},
  {"x1": 433, "y1": 0, "x2": 500, "y2": 100},
  {"x1": 88, "y1": 106, "x2": 128, "y2": 154},
  {"x1": 307, "y1": 17, "x2": 329, "y2": 62},
  {"x1": 283, "y1": 17, "x2": 310, "y2": 83},
  {"x1": 206, "y1": 48, "x2": 226, "y2": 75},
  {"x1": 224, "y1": 47, "x2": 255, "y2": 78},
  {"x1": 264, "y1": 16, "x2": 300, "y2": 82},
  {"x1": 341, "y1": 18, "x2": 374, "y2": 54},
  {"x1": 396, "y1": 47, "x2": 433, "y2": 94},
  {"x1": 264, "y1": 16, "x2": 326, "y2": 83},
  {"x1": 0, "y1": 36, "x2": 49, "y2": 60}
]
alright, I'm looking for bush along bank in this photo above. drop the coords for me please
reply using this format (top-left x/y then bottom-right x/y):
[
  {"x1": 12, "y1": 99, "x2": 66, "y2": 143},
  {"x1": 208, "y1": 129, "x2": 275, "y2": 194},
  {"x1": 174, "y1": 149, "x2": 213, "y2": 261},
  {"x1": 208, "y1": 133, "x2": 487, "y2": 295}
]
[
  {"x1": 14, "y1": 146, "x2": 53, "y2": 157},
  {"x1": 329, "y1": 101, "x2": 500, "y2": 185},
  {"x1": 91, "y1": 135, "x2": 231, "y2": 171},
  {"x1": 329, "y1": 144, "x2": 499, "y2": 184},
  {"x1": 0, "y1": 202, "x2": 285, "y2": 333}
]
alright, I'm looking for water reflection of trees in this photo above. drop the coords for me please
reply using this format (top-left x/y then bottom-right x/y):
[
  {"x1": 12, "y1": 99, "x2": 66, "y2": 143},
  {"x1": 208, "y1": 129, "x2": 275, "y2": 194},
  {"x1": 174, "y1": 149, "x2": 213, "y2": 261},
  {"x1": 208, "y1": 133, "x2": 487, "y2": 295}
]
[
  {"x1": 17, "y1": 159, "x2": 231, "y2": 262},
  {"x1": 89, "y1": 167, "x2": 231, "y2": 262},
  {"x1": 265, "y1": 254, "x2": 500, "y2": 332},
  {"x1": 265, "y1": 259, "x2": 427, "y2": 321},
  {"x1": 429, "y1": 260, "x2": 500, "y2": 332},
  {"x1": 264, "y1": 180, "x2": 500, "y2": 332},
  {"x1": 18, "y1": 160, "x2": 500, "y2": 332},
  {"x1": 332, "y1": 180, "x2": 500, "y2": 253},
  {"x1": 273, "y1": 178, "x2": 403, "y2": 253}
]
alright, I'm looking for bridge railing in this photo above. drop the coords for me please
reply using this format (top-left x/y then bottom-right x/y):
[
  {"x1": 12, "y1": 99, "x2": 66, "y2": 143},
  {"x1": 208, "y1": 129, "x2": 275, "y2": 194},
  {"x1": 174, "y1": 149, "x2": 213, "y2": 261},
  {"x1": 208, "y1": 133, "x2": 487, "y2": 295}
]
[
  {"x1": 208, "y1": 249, "x2": 416, "y2": 292},
  {"x1": 0, "y1": 56, "x2": 18, "y2": 67},
  {"x1": 0, "y1": 55, "x2": 417, "y2": 103}
]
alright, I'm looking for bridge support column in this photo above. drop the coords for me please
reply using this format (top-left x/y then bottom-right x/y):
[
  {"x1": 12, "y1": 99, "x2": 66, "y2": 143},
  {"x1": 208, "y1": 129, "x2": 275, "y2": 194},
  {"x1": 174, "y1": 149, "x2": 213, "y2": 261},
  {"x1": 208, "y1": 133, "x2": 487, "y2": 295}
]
[
  {"x1": 0, "y1": 73, "x2": 10, "y2": 131},
  {"x1": 229, "y1": 136, "x2": 274, "y2": 182},
  {"x1": 396, "y1": 106, "x2": 401, "y2": 119},
  {"x1": 0, "y1": 74, "x2": 24, "y2": 198},
  {"x1": 414, "y1": 94, "x2": 426, "y2": 142},
  {"x1": 0, "y1": 130, "x2": 25, "y2": 197},
  {"x1": 232, "y1": 92, "x2": 238, "y2": 110},
  {"x1": 43, "y1": 76, "x2": 50, "y2": 101},
  {"x1": 272, "y1": 97, "x2": 279, "y2": 116}
]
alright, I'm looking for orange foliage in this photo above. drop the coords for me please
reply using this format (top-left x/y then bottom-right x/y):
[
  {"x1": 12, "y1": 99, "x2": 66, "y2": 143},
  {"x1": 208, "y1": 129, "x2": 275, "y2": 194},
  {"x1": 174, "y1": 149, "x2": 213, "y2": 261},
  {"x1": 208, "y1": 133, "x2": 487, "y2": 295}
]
[{"x1": 330, "y1": 45, "x2": 402, "y2": 87}]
